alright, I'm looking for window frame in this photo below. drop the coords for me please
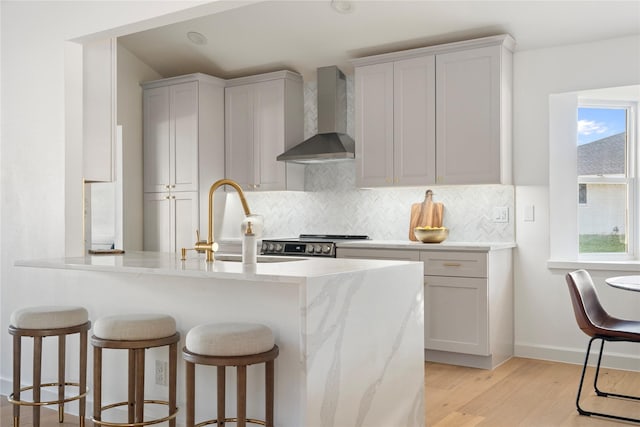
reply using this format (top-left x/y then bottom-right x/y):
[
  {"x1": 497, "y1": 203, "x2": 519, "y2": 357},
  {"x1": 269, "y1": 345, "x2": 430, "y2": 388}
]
[{"x1": 576, "y1": 100, "x2": 637, "y2": 261}]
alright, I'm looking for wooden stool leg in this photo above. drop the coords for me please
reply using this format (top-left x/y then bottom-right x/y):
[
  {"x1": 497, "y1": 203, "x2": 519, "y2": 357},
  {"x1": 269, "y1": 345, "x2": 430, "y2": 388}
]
[
  {"x1": 79, "y1": 330, "x2": 87, "y2": 427},
  {"x1": 33, "y1": 336, "x2": 42, "y2": 427},
  {"x1": 93, "y1": 347, "x2": 102, "y2": 423},
  {"x1": 128, "y1": 349, "x2": 135, "y2": 423},
  {"x1": 135, "y1": 349, "x2": 145, "y2": 424},
  {"x1": 169, "y1": 342, "x2": 177, "y2": 427},
  {"x1": 13, "y1": 335, "x2": 21, "y2": 427},
  {"x1": 185, "y1": 361, "x2": 195, "y2": 427},
  {"x1": 266, "y1": 360, "x2": 275, "y2": 427},
  {"x1": 217, "y1": 366, "x2": 226, "y2": 426},
  {"x1": 58, "y1": 334, "x2": 66, "y2": 423},
  {"x1": 237, "y1": 365, "x2": 247, "y2": 427}
]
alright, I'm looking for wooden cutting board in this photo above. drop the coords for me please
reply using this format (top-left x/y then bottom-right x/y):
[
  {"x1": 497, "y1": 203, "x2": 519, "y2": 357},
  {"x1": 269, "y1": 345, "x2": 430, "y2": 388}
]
[{"x1": 408, "y1": 190, "x2": 444, "y2": 241}]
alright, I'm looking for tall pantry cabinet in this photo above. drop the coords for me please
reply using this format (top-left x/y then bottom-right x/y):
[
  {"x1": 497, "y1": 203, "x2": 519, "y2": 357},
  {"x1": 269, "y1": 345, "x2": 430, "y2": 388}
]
[{"x1": 141, "y1": 73, "x2": 225, "y2": 252}]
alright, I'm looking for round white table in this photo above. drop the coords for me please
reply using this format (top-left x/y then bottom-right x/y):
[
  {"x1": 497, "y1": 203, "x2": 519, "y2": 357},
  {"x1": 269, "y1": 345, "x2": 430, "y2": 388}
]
[{"x1": 605, "y1": 275, "x2": 640, "y2": 292}]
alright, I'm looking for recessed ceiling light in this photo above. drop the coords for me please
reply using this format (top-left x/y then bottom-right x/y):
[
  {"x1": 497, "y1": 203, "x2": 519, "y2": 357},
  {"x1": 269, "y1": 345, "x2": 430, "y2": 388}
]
[
  {"x1": 187, "y1": 31, "x2": 207, "y2": 45},
  {"x1": 330, "y1": 0, "x2": 354, "y2": 14}
]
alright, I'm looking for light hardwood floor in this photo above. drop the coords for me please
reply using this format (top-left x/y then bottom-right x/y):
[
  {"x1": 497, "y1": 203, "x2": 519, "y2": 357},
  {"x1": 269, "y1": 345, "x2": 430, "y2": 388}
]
[
  {"x1": 2, "y1": 357, "x2": 639, "y2": 426},
  {"x1": 427, "y1": 357, "x2": 640, "y2": 426}
]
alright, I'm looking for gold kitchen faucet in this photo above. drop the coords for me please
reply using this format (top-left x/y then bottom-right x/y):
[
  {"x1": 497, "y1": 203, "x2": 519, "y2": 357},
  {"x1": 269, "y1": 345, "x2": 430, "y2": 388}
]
[{"x1": 181, "y1": 179, "x2": 251, "y2": 262}]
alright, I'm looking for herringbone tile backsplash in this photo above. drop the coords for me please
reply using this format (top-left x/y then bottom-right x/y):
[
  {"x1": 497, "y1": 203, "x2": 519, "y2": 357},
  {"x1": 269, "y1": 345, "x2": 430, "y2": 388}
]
[{"x1": 242, "y1": 162, "x2": 514, "y2": 242}]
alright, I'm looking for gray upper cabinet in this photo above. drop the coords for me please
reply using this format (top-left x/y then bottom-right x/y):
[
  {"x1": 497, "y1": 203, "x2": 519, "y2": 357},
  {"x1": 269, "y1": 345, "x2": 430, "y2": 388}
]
[
  {"x1": 435, "y1": 43, "x2": 512, "y2": 185},
  {"x1": 143, "y1": 81, "x2": 199, "y2": 194},
  {"x1": 225, "y1": 71, "x2": 304, "y2": 191},
  {"x1": 355, "y1": 56, "x2": 436, "y2": 187},
  {"x1": 353, "y1": 34, "x2": 514, "y2": 187}
]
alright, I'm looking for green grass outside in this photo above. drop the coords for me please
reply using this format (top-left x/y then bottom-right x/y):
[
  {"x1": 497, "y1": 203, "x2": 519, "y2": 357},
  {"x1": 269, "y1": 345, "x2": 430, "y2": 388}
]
[{"x1": 579, "y1": 234, "x2": 627, "y2": 253}]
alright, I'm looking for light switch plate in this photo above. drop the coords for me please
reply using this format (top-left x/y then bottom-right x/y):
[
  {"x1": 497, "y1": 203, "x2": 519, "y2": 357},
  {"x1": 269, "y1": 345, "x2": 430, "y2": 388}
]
[{"x1": 524, "y1": 205, "x2": 535, "y2": 222}]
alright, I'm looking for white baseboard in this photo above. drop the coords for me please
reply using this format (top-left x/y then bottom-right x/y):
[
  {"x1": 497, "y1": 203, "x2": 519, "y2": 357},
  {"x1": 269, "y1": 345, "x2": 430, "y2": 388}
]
[{"x1": 515, "y1": 343, "x2": 640, "y2": 372}]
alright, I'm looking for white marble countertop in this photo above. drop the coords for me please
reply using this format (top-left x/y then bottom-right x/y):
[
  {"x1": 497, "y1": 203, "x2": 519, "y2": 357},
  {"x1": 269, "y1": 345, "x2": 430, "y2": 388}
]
[
  {"x1": 336, "y1": 240, "x2": 516, "y2": 251},
  {"x1": 15, "y1": 251, "x2": 420, "y2": 283}
]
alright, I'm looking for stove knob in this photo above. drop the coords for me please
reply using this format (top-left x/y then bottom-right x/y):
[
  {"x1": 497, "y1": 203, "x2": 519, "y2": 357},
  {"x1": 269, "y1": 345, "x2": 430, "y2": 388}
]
[
  {"x1": 322, "y1": 244, "x2": 332, "y2": 254},
  {"x1": 307, "y1": 245, "x2": 314, "y2": 253},
  {"x1": 314, "y1": 244, "x2": 323, "y2": 253},
  {"x1": 268, "y1": 243, "x2": 275, "y2": 251},
  {"x1": 275, "y1": 243, "x2": 283, "y2": 252},
  {"x1": 262, "y1": 243, "x2": 268, "y2": 252}
]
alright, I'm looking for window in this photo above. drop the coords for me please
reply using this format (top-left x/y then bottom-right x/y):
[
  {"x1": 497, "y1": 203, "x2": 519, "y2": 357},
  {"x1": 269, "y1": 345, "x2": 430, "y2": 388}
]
[
  {"x1": 577, "y1": 103, "x2": 636, "y2": 258},
  {"x1": 549, "y1": 87, "x2": 640, "y2": 265},
  {"x1": 578, "y1": 183, "x2": 587, "y2": 205}
]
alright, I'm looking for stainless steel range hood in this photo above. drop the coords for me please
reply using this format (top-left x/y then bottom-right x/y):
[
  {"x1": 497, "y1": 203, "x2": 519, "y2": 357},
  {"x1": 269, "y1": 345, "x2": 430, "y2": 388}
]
[{"x1": 277, "y1": 66, "x2": 355, "y2": 163}]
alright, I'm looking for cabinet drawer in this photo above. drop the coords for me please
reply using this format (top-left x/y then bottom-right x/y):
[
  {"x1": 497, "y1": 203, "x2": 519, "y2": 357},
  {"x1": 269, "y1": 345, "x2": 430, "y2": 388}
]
[
  {"x1": 336, "y1": 248, "x2": 419, "y2": 261},
  {"x1": 420, "y1": 251, "x2": 487, "y2": 278}
]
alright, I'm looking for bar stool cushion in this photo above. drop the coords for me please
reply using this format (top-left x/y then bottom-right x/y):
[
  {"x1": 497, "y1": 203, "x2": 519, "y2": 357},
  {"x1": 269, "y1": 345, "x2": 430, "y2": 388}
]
[
  {"x1": 94, "y1": 313, "x2": 176, "y2": 341},
  {"x1": 10, "y1": 306, "x2": 89, "y2": 329},
  {"x1": 186, "y1": 322, "x2": 275, "y2": 357}
]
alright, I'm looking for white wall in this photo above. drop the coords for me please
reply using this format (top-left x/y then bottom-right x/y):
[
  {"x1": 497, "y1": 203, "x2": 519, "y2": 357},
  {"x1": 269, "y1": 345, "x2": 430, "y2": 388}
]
[{"x1": 513, "y1": 35, "x2": 640, "y2": 369}]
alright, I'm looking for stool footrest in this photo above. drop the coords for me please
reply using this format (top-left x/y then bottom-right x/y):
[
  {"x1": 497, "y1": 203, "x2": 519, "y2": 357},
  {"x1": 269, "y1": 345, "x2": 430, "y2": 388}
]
[
  {"x1": 196, "y1": 418, "x2": 267, "y2": 427},
  {"x1": 8, "y1": 382, "x2": 88, "y2": 406},
  {"x1": 92, "y1": 399, "x2": 178, "y2": 427}
]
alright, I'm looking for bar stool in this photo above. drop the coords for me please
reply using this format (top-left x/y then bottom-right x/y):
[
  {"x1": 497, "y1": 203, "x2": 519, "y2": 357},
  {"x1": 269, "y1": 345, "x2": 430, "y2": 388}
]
[
  {"x1": 183, "y1": 322, "x2": 279, "y2": 427},
  {"x1": 91, "y1": 313, "x2": 180, "y2": 427},
  {"x1": 8, "y1": 305, "x2": 91, "y2": 427}
]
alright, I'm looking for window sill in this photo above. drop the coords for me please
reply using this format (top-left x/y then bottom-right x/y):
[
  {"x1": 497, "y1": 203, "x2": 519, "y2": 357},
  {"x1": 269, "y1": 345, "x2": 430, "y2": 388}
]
[{"x1": 547, "y1": 259, "x2": 640, "y2": 272}]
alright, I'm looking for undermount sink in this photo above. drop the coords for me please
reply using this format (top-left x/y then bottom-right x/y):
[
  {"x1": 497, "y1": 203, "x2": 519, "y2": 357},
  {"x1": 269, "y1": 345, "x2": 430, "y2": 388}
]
[{"x1": 215, "y1": 254, "x2": 303, "y2": 263}]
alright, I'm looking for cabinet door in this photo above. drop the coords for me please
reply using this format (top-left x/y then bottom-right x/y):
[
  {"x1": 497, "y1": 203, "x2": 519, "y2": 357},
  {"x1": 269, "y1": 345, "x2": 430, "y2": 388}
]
[
  {"x1": 436, "y1": 46, "x2": 501, "y2": 184},
  {"x1": 225, "y1": 84, "x2": 254, "y2": 190},
  {"x1": 143, "y1": 191, "x2": 198, "y2": 253},
  {"x1": 143, "y1": 193, "x2": 171, "y2": 252},
  {"x1": 394, "y1": 56, "x2": 436, "y2": 185},
  {"x1": 173, "y1": 191, "x2": 199, "y2": 253},
  {"x1": 253, "y1": 80, "x2": 287, "y2": 190},
  {"x1": 171, "y1": 82, "x2": 199, "y2": 192},
  {"x1": 424, "y1": 276, "x2": 489, "y2": 355},
  {"x1": 355, "y1": 62, "x2": 394, "y2": 187},
  {"x1": 143, "y1": 86, "x2": 171, "y2": 193}
]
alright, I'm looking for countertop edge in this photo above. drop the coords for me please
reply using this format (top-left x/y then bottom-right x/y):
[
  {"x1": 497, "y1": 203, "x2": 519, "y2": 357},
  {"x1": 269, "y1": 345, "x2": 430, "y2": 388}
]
[
  {"x1": 14, "y1": 252, "x2": 423, "y2": 282},
  {"x1": 335, "y1": 240, "x2": 516, "y2": 251}
]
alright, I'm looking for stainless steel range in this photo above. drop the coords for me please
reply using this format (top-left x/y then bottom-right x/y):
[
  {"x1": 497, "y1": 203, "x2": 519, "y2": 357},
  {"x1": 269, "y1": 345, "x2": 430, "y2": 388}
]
[{"x1": 261, "y1": 234, "x2": 369, "y2": 257}]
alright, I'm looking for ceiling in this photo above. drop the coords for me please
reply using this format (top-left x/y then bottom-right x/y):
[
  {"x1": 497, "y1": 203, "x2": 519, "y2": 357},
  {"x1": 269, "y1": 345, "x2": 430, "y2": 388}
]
[{"x1": 119, "y1": 0, "x2": 640, "y2": 81}]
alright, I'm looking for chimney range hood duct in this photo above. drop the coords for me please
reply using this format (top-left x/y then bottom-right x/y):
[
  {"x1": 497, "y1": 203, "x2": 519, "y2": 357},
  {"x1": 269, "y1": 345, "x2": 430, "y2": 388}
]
[{"x1": 277, "y1": 66, "x2": 355, "y2": 164}]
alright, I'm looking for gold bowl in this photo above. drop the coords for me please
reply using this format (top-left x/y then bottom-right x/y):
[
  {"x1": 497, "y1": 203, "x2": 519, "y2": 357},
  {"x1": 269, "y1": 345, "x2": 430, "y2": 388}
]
[{"x1": 414, "y1": 227, "x2": 449, "y2": 243}]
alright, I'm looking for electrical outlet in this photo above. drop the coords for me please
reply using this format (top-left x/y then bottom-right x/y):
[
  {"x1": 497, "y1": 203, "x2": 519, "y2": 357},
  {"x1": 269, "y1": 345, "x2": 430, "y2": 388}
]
[
  {"x1": 155, "y1": 360, "x2": 168, "y2": 386},
  {"x1": 492, "y1": 207, "x2": 509, "y2": 223}
]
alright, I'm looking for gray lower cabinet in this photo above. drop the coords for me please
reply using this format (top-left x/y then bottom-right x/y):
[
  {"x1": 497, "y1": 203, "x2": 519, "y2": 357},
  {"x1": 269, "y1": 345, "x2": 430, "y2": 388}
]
[{"x1": 336, "y1": 246, "x2": 513, "y2": 369}]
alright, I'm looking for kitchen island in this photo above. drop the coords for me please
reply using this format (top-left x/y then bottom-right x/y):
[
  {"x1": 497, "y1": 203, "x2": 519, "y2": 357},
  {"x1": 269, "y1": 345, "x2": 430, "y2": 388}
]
[{"x1": 15, "y1": 251, "x2": 425, "y2": 427}]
